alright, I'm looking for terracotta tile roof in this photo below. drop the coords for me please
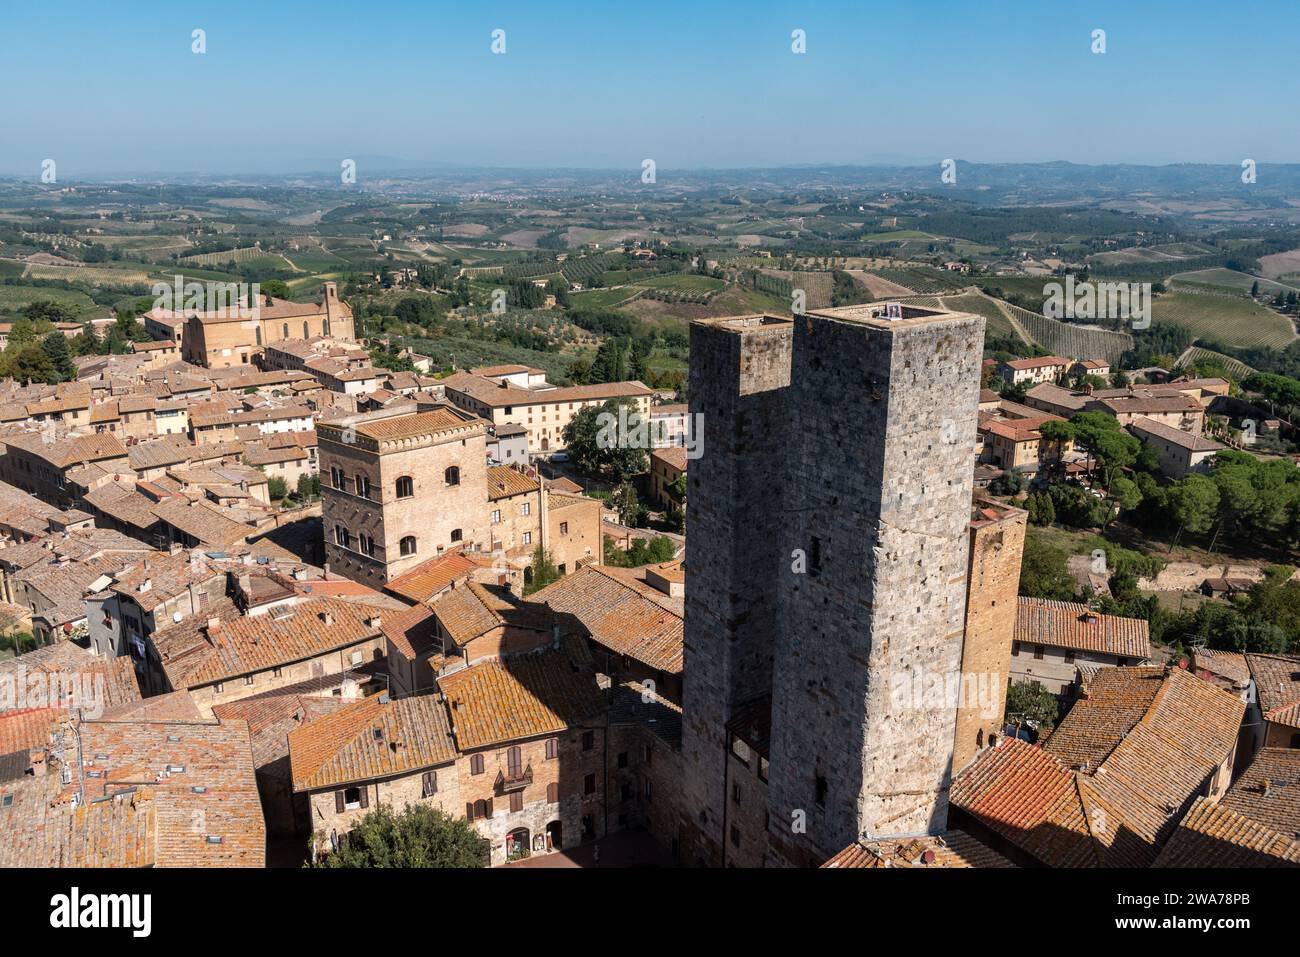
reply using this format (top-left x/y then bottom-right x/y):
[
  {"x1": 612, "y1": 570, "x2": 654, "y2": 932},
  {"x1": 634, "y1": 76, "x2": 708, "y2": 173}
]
[
  {"x1": 1153, "y1": 797, "x2": 1300, "y2": 867},
  {"x1": 289, "y1": 693, "x2": 457, "y2": 791},
  {"x1": 0, "y1": 716, "x2": 265, "y2": 867},
  {"x1": 1128, "y1": 416, "x2": 1224, "y2": 452},
  {"x1": 0, "y1": 644, "x2": 142, "y2": 717},
  {"x1": 823, "y1": 831, "x2": 1015, "y2": 868},
  {"x1": 486, "y1": 465, "x2": 539, "y2": 500},
  {"x1": 0, "y1": 707, "x2": 66, "y2": 757},
  {"x1": 438, "y1": 648, "x2": 604, "y2": 751},
  {"x1": 1191, "y1": 648, "x2": 1251, "y2": 688},
  {"x1": 1042, "y1": 667, "x2": 1166, "y2": 769},
  {"x1": 381, "y1": 603, "x2": 440, "y2": 660},
  {"x1": 1095, "y1": 394, "x2": 1202, "y2": 416},
  {"x1": 650, "y1": 446, "x2": 688, "y2": 471},
  {"x1": 161, "y1": 596, "x2": 386, "y2": 689},
  {"x1": 1016, "y1": 597, "x2": 1150, "y2": 659},
  {"x1": 1220, "y1": 748, "x2": 1300, "y2": 835},
  {"x1": 353, "y1": 408, "x2": 477, "y2": 442},
  {"x1": 432, "y1": 581, "x2": 551, "y2": 648},
  {"x1": 531, "y1": 565, "x2": 683, "y2": 674},
  {"x1": 3, "y1": 431, "x2": 128, "y2": 469},
  {"x1": 955, "y1": 668, "x2": 1246, "y2": 867},
  {"x1": 1246, "y1": 654, "x2": 1300, "y2": 729},
  {"x1": 385, "y1": 550, "x2": 484, "y2": 604},
  {"x1": 151, "y1": 498, "x2": 252, "y2": 547},
  {"x1": 1004, "y1": 356, "x2": 1069, "y2": 370}
]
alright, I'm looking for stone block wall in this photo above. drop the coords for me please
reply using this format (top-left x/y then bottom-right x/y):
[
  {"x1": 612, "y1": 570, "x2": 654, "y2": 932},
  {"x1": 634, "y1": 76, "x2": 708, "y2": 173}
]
[
  {"x1": 679, "y1": 316, "x2": 793, "y2": 867},
  {"x1": 767, "y1": 307, "x2": 984, "y2": 865},
  {"x1": 952, "y1": 502, "x2": 1026, "y2": 774}
]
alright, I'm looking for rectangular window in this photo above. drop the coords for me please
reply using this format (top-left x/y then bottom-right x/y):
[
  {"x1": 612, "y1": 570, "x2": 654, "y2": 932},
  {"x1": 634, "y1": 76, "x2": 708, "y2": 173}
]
[
  {"x1": 584, "y1": 773, "x2": 596, "y2": 796},
  {"x1": 559, "y1": 522, "x2": 568, "y2": 535},
  {"x1": 509, "y1": 790, "x2": 523, "y2": 813},
  {"x1": 491, "y1": 509, "x2": 501, "y2": 524},
  {"x1": 1034, "y1": 645, "x2": 1045, "y2": 660},
  {"x1": 522, "y1": 532, "x2": 532, "y2": 546},
  {"x1": 546, "y1": 782, "x2": 558, "y2": 804},
  {"x1": 545, "y1": 738, "x2": 558, "y2": 760},
  {"x1": 617, "y1": 751, "x2": 628, "y2": 769},
  {"x1": 421, "y1": 771, "x2": 438, "y2": 797},
  {"x1": 732, "y1": 782, "x2": 742, "y2": 805},
  {"x1": 582, "y1": 730, "x2": 594, "y2": 752},
  {"x1": 730, "y1": 825, "x2": 740, "y2": 848},
  {"x1": 522, "y1": 502, "x2": 530, "y2": 516}
]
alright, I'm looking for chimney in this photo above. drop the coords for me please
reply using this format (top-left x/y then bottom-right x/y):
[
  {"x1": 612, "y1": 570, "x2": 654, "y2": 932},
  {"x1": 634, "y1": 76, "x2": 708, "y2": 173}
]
[
  {"x1": 1084, "y1": 383, "x2": 1094, "y2": 396},
  {"x1": 319, "y1": 611, "x2": 334, "y2": 626},
  {"x1": 138, "y1": 579, "x2": 152, "y2": 593},
  {"x1": 366, "y1": 615, "x2": 382, "y2": 630}
]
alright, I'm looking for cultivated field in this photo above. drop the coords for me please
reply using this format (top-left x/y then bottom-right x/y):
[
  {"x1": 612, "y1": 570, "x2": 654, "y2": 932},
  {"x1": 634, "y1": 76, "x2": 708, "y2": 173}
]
[
  {"x1": 1151, "y1": 292, "x2": 1297, "y2": 350},
  {"x1": 1170, "y1": 267, "x2": 1300, "y2": 296},
  {"x1": 1006, "y1": 303, "x2": 1134, "y2": 365},
  {"x1": 1257, "y1": 247, "x2": 1300, "y2": 279}
]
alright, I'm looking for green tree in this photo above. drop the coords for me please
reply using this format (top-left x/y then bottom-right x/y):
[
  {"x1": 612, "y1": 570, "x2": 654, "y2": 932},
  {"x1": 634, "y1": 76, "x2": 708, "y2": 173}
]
[
  {"x1": 1025, "y1": 491, "x2": 1056, "y2": 526},
  {"x1": 297, "y1": 473, "x2": 320, "y2": 500},
  {"x1": 609, "y1": 481, "x2": 645, "y2": 527},
  {"x1": 524, "y1": 545, "x2": 561, "y2": 595},
  {"x1": 0, "y1": 345, "x2": 55, "y2": 384},
  {"x1": 562, "y1": 398, "x2": 648, "y2": 480},
  {"x1": 312, "y1": 804, "x2": 489, "y2": 868},
  {"x1": 1004, "y1": 680, "x2": 1060, "y2": 735},
  {"x1": 267, "y1": 475, "x2": 288, "y2": 501},
  {"x1": 1167, "y1": 474, "x2": 1220, "y2": 549},
  {"x1": 41, "y1": 332, "x2": 76, "y2": 383},
  {"x1": 1018, "y1": 532, "x2": 1077, "y2": 601}
]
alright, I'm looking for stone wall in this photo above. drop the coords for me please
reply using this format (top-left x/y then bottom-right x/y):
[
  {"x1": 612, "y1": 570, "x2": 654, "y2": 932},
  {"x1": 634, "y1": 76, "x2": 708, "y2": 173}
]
[
  {"x1": 679, "y1": 316, "x2": 793, "y2": 867},
  {"x1": 767, "y1": 307, "x2": 984, "y2": 865},
  {"x1": 952, "y1": 502, "x2": 1026, "y2": 773}
]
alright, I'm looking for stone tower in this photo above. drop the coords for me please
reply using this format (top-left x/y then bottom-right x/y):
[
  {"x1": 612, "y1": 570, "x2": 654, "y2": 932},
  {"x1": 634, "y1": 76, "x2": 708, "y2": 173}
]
[
  {"x1": 766, "y1": 302, "x2": 984, "y2": 866},
  {"x1": 679, "y1": 315, "x2": 793, "y2": 866},
  {"x1": 952, "y1": 499, "x2": 1027, "y2": 774}
]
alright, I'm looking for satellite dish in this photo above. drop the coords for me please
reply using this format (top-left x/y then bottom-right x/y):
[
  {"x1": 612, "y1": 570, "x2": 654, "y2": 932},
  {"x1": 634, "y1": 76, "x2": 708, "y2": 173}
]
[{"x1": 173, "y1": 611, "x2": 183, "y2": 623}]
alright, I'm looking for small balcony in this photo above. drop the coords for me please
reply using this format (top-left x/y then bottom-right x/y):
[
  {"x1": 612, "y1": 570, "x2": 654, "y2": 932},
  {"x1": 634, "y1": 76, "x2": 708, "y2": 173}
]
[{"x1": 495, "y1": 765, "x2": 533, "y2": 794}]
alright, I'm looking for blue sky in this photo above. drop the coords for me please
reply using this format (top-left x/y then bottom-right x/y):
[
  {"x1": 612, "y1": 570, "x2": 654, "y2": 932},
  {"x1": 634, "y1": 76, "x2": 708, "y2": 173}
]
[{"x1": 2, "y1": 0, "x2": 1297, "y2": 175}]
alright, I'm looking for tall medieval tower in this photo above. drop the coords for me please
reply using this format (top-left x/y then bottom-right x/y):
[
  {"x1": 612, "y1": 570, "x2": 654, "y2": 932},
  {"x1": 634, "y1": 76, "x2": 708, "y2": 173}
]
[
  {"x1": 765, "y1": 303, "x2": 985, "y2": 866},
  {"x1": 679, "y1": 315, "x2": 793, "y2": 866}
]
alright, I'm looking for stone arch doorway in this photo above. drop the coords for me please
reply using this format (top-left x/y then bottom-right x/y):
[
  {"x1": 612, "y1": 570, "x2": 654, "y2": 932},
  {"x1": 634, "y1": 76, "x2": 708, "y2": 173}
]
[
  {"x1": 506, "y1": 827, "x2": 530, "y2": 861},
  {"x1": 546, "y1": 820, "x2": 562, "y2": 851}
]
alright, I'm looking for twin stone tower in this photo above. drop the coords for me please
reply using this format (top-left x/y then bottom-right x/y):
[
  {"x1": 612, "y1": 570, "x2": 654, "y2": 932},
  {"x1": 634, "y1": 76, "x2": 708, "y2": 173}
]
[{"x1": 680, "y1": 302, "x2": 987, "y2": 867}]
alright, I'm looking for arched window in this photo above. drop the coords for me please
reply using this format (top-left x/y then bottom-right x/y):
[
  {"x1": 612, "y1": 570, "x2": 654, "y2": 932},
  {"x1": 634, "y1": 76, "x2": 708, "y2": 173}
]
[
  {"x1": 450, "y1": 528, "x2": 463, "y2": 543},
  {"x1": 282, "y1": 323, "x2": 289, "y2": 339},
  {"x1": 254, "y1": 327, "x2": 262, "y2": 346},
  {"x1": 303, "y1": 320, "x2": 310, "y2": 338},
  {"x1": 355, "y1": 474, "x2": 370, "y2": 499},
  {"x1": 395, "y1": 476, "x2": 413, "y2": 498},
  {"x1": 400, "y1": 536, "x2": 417, "y2": 557},
  {"x1": 444, "y1": 466, "x2": 460, "y2": 487}
]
